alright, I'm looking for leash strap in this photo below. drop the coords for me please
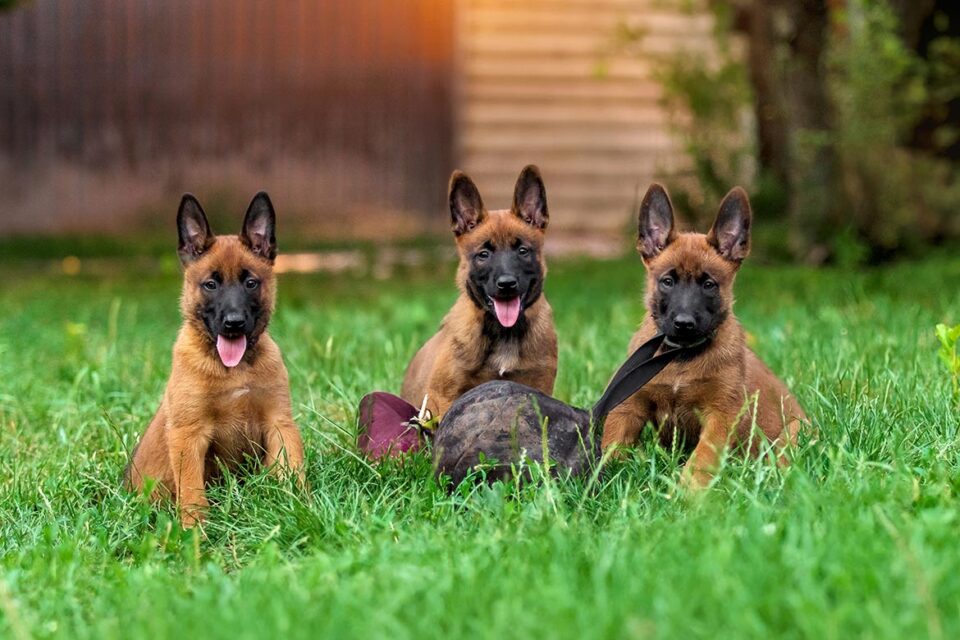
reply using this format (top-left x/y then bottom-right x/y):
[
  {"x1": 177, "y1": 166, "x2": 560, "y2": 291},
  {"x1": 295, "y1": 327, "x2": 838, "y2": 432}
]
[{"x1": 590, "y1": 333, "x2": 685, "y2": 425}]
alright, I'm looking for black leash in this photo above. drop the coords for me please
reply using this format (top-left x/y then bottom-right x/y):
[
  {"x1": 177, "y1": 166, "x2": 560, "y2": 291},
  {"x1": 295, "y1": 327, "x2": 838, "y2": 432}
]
[{"x1": 590, "y1": 333, "x2": 690, "y2": 426}]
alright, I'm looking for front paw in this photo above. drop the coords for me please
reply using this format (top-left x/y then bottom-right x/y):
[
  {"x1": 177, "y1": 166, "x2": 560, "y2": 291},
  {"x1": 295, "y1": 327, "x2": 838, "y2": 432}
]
[
  {"x1": 179, "y1": 505, "x2": 207, "y2": 528},
  {"x1": 271, "y1": 460, "x2": 309, "y2": 492},
  {"x1": 680, "y1": 465, "x2": 713, "y2": 492},
  {"x1": 290, "y1": 465, "x2": 309, "y2": 493}
]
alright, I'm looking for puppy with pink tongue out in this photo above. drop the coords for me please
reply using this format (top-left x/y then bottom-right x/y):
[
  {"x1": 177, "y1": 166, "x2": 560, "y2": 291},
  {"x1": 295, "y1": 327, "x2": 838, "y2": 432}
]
[
  {"x1": 493, "y1": 296, "x2": 522, "y2": 328},
  {"x1": 126, "y1": 192, "x2": 305, "y2": 528},
  {"x1": 401, "y1": 165, "x2": 559, "y2": 420},
  {"x1": 217, "y1": 334, "x2": 247, "y2": 368}
]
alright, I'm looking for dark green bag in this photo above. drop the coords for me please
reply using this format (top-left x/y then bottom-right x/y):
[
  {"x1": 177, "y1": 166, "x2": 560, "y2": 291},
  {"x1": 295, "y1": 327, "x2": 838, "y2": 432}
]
[{"x1": 433, "y1": 334, "x2": 686, "y2": 487}]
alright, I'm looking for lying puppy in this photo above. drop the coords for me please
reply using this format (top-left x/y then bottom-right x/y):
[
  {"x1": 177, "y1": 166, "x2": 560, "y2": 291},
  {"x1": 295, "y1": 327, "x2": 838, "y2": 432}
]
[
  {"x1": 126, "y1": 192, "x2": 304, "y2": 527},
  {"x1": 601, "y1": 184, "x2": 807, "y2": 488},
  {"x1": 402, "y1": 165, "x2": 558, "y2": 419}
]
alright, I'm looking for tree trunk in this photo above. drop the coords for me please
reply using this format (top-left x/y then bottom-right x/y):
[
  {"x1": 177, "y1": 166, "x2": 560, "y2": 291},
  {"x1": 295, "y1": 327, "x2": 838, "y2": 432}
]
[
  {"x1": 742, "y1": 0, "x2": 837, "y2": 262},
  {"x1": 784, "y1": 0, "x2": 837, "y2": 263},
  {"x1": 744, "y1": 1, "x2": 790, "y2": 186}
]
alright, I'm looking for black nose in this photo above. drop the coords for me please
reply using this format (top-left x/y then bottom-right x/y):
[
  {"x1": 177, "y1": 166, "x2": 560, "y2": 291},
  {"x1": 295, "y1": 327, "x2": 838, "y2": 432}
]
[
  {"x1": 223, "y1": 313, "x2": 245, "y2": 332},
  {"x1": 496, "y1": 275, "x2": 519, "y2": 293},
  {"x1": 673, "y1": 314, "x2": 695, "y2": 333}
]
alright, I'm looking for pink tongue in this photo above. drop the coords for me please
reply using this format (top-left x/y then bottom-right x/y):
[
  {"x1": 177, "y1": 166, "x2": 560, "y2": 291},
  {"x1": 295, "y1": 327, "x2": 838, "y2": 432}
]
[
  {"x1": 216, "y1": 335, "x2": 247, "y2": 368},
  {"x1": 493, "y1": 297, "x2": 522, "y2": 328}
]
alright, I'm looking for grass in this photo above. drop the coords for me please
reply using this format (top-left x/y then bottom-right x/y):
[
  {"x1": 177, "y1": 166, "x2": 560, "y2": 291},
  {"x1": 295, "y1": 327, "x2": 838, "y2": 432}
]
[{"x1": 1, "y1": 248, "x2": 959, "y2": 639}]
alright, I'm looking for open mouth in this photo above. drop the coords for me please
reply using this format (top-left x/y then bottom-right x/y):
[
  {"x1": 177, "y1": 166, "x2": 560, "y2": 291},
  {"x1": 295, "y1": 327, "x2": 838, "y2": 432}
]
[
  {"x1": 488, "y1": 296, "x2": 522, "y2": 328},
  {"x1": 216, "y1": 334, "x2": 248, "y2": 368}
]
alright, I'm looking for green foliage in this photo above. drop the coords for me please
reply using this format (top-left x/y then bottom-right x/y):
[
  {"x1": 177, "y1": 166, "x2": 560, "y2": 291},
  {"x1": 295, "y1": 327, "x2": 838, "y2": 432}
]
[
  {"x1": 648, "y1": 5, "x2": 780, "y2": 230},
  {"x1": 923, "y1": 25, "x2": 960, "y2": 151},
  {"x1": 616, "y1": 1, "x2": 794, "y2": 253},
  {"x1": 828, "y1": 0, "x2": 960, "y2": 258},
  {"x1": 656, "y1": 54, "x2": 756, "y2": 225},
  {"x1": 935, "y1": 322, "x2": 960, "y2": 401},
  {"x1": 2, "y1": 250, "x2": 960, "y2": 638},
  {"x1": 636, "y1": 0, "x2": 960, "y2": 262}
]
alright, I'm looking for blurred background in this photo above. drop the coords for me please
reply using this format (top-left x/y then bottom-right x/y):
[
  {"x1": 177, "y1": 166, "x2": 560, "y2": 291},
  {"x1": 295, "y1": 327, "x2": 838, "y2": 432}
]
[{"x1": 1, "y1": 0, "x2": 958, "y2": 264}]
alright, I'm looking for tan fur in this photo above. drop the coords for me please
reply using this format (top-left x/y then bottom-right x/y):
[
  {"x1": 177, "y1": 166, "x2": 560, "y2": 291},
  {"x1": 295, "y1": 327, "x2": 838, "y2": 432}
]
[
  {"x1": 601, "y1": 234, "x2": 807, "y2": 489},
  {"x1": 125, "y1": 236, "x2": 304, "y2": 527},
  {"x1": 402, "y1": 209, "x2": 558, "y2": 418}
]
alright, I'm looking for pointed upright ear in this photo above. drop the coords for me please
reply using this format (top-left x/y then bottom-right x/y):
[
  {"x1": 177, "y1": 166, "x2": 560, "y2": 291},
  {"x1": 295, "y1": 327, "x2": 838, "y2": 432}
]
[
  {"x1": 177, "y1": 194, "x2": 214, "y2": 265},
  {"x1": 512, "y1": 164, "x2": 548, "y2": 230},
  {"x1": 241, "y1": 191, "x2": 277, "y2": 262},
  {"x1": 637, "y1": 183, "x2": 676, "y2": 261},
  {"x1": 449, "y1": 170, "x2": 486, "y2": 236},
  {"x1": 707, "y1": 187, "x2": 751, "y2": 263}
]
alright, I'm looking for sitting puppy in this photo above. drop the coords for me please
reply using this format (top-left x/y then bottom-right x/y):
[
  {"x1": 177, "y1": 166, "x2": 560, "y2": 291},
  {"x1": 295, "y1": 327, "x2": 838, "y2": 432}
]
[
  {"x1": 402, "y1": 166, "x2": 558, "y2": 419},
  {"x1": 126, "y1": 192, "x2": 304, "y2": 527},
  {"x1": 601, "y1": 184, "x2": 807, "y2": 488}
]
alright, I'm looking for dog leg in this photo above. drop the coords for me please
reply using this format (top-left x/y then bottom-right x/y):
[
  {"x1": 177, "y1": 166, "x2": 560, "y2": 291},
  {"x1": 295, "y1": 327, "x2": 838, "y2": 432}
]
[
  {"x1": 682, "y1": 412, "x2": 732, "y2": 490},
  {"x1": 167, "y1": 428, "x2": 211, "y2": 528},
  {"x1": 600, "y1": 399, "x2": 648, "y2": 451},
  {"x1": 264, "y1": 418, "x2": 306, "y2": 488}
]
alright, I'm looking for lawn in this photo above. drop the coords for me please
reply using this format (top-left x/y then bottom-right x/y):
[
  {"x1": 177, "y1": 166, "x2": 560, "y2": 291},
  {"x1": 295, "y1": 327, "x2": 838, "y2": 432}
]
[{"x1": 1, "y1": 249, "x2": 959, "y2": 639}]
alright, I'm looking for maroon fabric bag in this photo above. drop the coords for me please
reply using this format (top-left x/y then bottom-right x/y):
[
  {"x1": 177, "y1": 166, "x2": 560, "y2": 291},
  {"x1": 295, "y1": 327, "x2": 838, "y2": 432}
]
[{"x1": 356, "y1": 392, "x2": 423, "y2": 459}]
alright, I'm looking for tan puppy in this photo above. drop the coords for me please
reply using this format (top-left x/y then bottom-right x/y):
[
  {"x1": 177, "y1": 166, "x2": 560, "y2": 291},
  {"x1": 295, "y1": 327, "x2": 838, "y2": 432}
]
[
  {"x1": 125, "y1": 192, "x2": 304, "y2": 527},
  {"x1": 601, "y1": 184, "x2": 807, "y2": 488},
  {"x1": 402, "y1": 166, "x2": 558, "y2": 419}
]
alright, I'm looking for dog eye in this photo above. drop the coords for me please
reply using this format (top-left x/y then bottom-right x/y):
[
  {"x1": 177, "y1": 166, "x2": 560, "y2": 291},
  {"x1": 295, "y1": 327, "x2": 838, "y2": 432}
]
[
  {"x1": 660, "y1": 276, "x2": 674, "y2": 288},
  {"x1": 518, "y1": 246, "x2": 529, "y2": 257},
  {"x1": 703, "y1": 279, "x2": 717, "y2": 290},
  {"x1": 202, "y1": 280, "x2": 218, "y2": 291},
  {"x1": 476, "y1": 250, "x2": 491, "y2": 261},
  {"x1": 245, "y1": 278, "x2": 260, "y2": 290}
]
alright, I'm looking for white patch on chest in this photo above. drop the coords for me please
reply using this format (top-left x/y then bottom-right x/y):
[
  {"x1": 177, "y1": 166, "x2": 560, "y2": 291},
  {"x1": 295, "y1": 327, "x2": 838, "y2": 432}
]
[
  {"x1": 230, "y1": 386, "x2": 251, "y2": 399},
  {"x1": 489, "y1": 341, "x2": 521, "y2": 377}
]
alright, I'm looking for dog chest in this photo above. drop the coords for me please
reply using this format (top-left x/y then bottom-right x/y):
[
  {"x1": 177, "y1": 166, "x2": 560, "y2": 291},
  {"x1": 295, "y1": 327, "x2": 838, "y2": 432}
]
[
  {"x1": 205, "y1": 401, "x2": 268, "y2": 467},
  {"x1": 642, "y1": 383, "x2": 703, "y2": 442},
  {"x1": 202, "y1": 384, "x2": 270, "y2": 443},
  {"x1": 488, "y1": 339, "x2": 522, "y2": 377}
]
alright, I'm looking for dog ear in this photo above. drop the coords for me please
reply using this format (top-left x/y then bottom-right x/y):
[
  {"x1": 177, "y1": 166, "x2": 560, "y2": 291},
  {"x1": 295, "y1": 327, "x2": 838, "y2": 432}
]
[
  {"x1": 449, "y1": 170, "x2": 486, "y2": 236},
  {"x1": 707, "y1": 187, "x2": 751, "y2": 263},
  {"x1": 177, "y1": 194, "x2": 215, "y2": 265},
  {"x1": 512, "y1": 164, "x2": 548, "y2": 231},
  {"x1": 240, "y1": 191, "x2": 278, "y2": 262},
  {"x1": 637, "y1": 183, "x2": 676, "y2": 261}
]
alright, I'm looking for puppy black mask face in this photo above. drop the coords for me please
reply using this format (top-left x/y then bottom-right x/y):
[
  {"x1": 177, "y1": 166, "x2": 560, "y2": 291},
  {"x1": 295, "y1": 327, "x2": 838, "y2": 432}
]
[
  {"x1": 178, "y1": 192, "x2": 278, "y2": 368},
  {"x1": 466, "y1": 236, "x2": 545, "y2": 329},
  {"x1": 638, "y1": 184, "x2": 751, "y2": 348},
  {"x1": 450, "y1": 166, "x2": 550, "y2": 330},
  {"x1": 652, "y1": 268, "x2": 727, "y2": 348}
]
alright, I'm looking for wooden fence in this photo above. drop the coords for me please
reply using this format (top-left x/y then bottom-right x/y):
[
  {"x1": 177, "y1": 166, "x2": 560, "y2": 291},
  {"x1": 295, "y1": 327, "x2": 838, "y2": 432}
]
[
  {"x1": 0, "y1": 0, "x2": 455, "y2": 236},
  {"x1": 457, "y1": 0, "x2": 719, "y2": 233},
  {"x1": 0, "y1": 0, "x2": 723, "y2": 239}
]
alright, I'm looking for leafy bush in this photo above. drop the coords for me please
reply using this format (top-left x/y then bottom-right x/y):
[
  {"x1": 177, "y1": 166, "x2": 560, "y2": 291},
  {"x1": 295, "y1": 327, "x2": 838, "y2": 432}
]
[
  {"x1": 642, "y1": 0, "x2": 960, "y2": 262},
  {"x1": 936, "y1": 322, "x2": 960, "y2": 402},
  {"x1": 828, "y1": 0, "x2": 960, "y2": 259},
  {"x1": 650, "y1": 4, "x2": 784, "y2": 233}
]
